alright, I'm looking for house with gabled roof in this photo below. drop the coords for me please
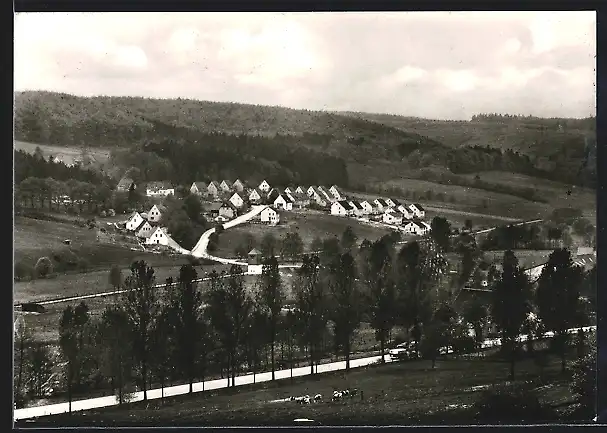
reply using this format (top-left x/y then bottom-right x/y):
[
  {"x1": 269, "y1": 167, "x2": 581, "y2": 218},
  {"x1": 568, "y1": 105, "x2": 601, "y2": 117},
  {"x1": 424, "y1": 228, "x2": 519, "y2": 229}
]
[
  {"x1": 397, "y1": 204, "x2": 414, "y2": 219},
  {"x1": 233, "y1": 179, "x2": 245, "y2": 192},
  {"x1": 384, "y1": 198, "x2": 397, "y2": 208},
  {"x1": 148, "y1": 204, "x2": 167, "y2": 223},
  {"x1": 274, "y1": 194, "x2": 293, "y2": 211},
  {"x1": 135, "y1": 220, "x2": 154, "y2": 238},
  {"x1": 265, "y1": 187, "x2": 281, "y2": 204},
  {"x1": 219, "y1": 202, "x2": 237, "y2": 219},
  {"x1": 403, "y1": 221, "x2": 429, "y2": 235},
  {"x1": 295, "y1": 186, "x2": 305, "y2": 194},
  {"x1": 229, "y1": 192, "x2": 245, "y2": 209},
  {"x1": 409, "y1": 203, "x2": 425, "y2": 219},
  {"x1": 359, "y1": 200, "x2": 373, "y2": 215},
  {"x1": 203, "y1": 202, "x2": 222, "y2": 218},
  {"x1": 190, "y1": 181, "x2": 207, "y2": 195},
  {"x1": 284, "y1": 186, "x2": 293, "y2": 194},
  {"x1": 331, "y1": 200, "x2": 351, "y2": 216},
  {"x1": 309, "y1": 188, "x2": 327, "y2": 207},
  {"x1": 307, "y1": 186, "x2": 318, "y2": 197},
  {"x1": 329, "y1": 185, "x2": 344, "y2": 200},
  {"x1": 248, "y1": 187, "x2": 263, "y2": 203},
  {"x1": 258, "y1": 180, "x2": 271, "y2": 193},
  {"x1": 383, "y1": 209, "x2": 403, "y2": 225},
  {"x1": 348, "y1": 200, "x2": 364, "y2": 217},
  {"x1": 373, "y1": 198, "x2": 390, "y2": 212},
  {"x1": 145, "y1": 226, "x2": 170, "y2": 246},
  {"x1": 207, "y1": 181, "x2": 220, "y2": 197},
  {"x1": 146, "y1": 181, "x2": 175, "y2": 197},
  {"x1": 219, "y1": 180, "x2": 232, "y2": 193},
  {"x1": 117, "y1": 177, "x2": 136, "y2": 192},
  {"x1": 390, "y1": 198, "x2": 402, "y2": 208},
  {"x1": 260, "y1": 206, "x2": 280, "y2": 225},
  {"x1": 290, "y1": 191, "x2": 310, "y2": 209},
  {"x1": 319, "y1": 188, "x2": 336, "y2": 203},
  {"x1": 126, "y1": 211, "x2": 145, "y2": 231}
]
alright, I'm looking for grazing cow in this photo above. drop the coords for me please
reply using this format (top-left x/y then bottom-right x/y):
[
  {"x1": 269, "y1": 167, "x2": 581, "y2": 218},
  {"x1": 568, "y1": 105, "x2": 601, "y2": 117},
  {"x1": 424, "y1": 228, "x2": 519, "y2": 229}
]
[
  {"x1": 314, "y1": 394, "x2": 322, "y2": 402},
  {"x1": 332, "y1": 391, "x2": 343, "y2": 401}
]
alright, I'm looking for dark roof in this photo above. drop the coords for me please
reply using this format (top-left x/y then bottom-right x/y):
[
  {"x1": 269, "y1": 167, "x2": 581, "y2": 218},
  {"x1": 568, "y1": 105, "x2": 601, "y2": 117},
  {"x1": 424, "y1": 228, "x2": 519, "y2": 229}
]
[
  {"x1": 277, "y1": 193, "x2": 293, "y2": 203},
  {"x1": 337, "y1": 200, "x2": 351, "y2": 208},
  {"x1": 349, "y1": 200, "x2": 362, "y2": 210},
  {"x1": 376, "y1": 198, "x2": 389, "y2": 206},
  {"x1": 220, "y1": 201, "x2": 238, "y2": 211},
  {"x1": 391, "y1": 199, "x2": 402, "y2": 207},
  {"x1": 204, "y1": 202, "x2": 222, "y2": 211},
  {"x1": 208, "y1": 181, "x2": 220, "y2": 188},
  {"x1": 412, "y1": 203, "x2": 425, "y2": 211},
  {"x1": 192, "y1": 181, "x2": 207, "y2": 190}
]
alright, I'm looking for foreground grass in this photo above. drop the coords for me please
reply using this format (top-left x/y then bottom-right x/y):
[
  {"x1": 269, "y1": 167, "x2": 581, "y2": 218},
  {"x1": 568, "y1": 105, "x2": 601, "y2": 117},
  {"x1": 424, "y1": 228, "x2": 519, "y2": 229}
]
[{"x1": 21, "y1": 355, "x2": 578, "y2": 427}]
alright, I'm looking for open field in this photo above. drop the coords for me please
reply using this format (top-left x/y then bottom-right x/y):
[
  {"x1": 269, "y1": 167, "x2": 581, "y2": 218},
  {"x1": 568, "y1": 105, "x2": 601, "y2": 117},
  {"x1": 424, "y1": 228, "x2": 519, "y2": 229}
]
[
  {"x1": 14, "y1": 140, "x2": 111, "y2": 166},
  {"x1": 214, "y1": 210, "x2": 392, "y2": 258},
  {"x1": 22, "y1": 353, "x2": 578, "y2": 426}
]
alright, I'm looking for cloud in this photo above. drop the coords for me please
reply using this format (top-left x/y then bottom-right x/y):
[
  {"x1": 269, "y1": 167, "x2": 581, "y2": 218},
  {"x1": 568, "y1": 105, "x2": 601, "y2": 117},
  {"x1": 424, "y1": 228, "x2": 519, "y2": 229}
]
[{"x1": 14, "y1": 11, "x2": 596, "y2": 119}]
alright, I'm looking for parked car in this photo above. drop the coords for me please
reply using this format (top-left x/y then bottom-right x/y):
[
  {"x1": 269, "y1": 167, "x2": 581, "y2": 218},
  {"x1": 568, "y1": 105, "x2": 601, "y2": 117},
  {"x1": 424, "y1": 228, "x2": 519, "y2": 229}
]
[{"x1": 388, "y1": 342, "x2": 418, "y2": 361}]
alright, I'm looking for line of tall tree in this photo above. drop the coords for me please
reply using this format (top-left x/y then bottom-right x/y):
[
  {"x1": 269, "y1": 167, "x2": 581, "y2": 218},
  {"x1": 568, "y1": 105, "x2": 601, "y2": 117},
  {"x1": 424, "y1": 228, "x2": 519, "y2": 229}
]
[{"x1": 14, "y1": 237, "x2": 593, "y2": 410}]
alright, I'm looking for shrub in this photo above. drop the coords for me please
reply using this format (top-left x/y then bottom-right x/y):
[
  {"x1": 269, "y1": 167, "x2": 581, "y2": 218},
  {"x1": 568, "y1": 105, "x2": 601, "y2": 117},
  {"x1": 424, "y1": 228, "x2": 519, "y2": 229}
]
[
  {"x1": 14, "y1": 261, "x2": 32, "y2": 281},
  {"x1": 569, "y1": 332, "x2": 596, "y2": 416},
  {"x1": 474, "y1": 384, "x2": 557, "y2": 424},
  {"x1": 34, "y1": 257, "x2": 53, "y2": 278},
  {"x1": 187, "y1": 256, "x2": 202, "y2": 266}
]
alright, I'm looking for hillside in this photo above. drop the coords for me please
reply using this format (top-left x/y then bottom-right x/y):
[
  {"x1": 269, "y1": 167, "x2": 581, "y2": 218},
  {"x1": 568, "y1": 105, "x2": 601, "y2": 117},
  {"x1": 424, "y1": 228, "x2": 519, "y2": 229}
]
[
  {"x1": 13, "y1": 91, "x2": 596, "y2": 189},
  {"x1": 338, "y1": 111, "x2": 596, "y2": 158},
  {"x1": 13, "y1": 91, "x2": 443, "y2": 162}
]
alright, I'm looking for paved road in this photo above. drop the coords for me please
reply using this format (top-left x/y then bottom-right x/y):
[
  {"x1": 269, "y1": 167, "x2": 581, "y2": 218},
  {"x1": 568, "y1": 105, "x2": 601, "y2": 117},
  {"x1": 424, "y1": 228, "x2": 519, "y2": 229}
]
[{"x1": 14, "y1": 354, "x2": 391, "y2": 421}]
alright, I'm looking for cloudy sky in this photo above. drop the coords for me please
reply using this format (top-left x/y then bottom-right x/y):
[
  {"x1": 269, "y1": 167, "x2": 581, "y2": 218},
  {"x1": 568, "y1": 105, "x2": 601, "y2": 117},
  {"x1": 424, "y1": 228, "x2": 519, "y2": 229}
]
[{"x1": 14, "y1": 11, "x2": 595, "y2": 120}]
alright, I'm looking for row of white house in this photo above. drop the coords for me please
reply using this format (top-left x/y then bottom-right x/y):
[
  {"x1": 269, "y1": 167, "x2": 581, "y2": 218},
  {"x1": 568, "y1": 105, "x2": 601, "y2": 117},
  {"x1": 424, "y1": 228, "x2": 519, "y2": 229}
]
[
  {"x1": 124, "y1": 204, "x2": 172, "y2": 245},
  {"x1": 331, "y1": 198, "x2": 425, "y2": 219}
]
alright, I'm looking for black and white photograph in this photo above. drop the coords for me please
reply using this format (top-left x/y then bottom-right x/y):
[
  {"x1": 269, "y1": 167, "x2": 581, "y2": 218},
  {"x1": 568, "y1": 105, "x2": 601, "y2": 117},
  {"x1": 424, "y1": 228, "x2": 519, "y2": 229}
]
[{"x1": 13, "y1": 10, "x2": 598, "y2": 427}]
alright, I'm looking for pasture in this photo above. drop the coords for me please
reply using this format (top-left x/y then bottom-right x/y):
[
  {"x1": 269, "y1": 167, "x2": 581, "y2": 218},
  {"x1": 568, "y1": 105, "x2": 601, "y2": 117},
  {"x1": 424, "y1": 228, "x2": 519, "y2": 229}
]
[
  {"x1": 23, "y1": 353, "x2": 578, "y2": 426},
  {"x1": 214, "y1": 210, "x2": 393, "y2": 259},
  {"x1": 14, "y1": 140, "x2": 111, "y2": 166}
]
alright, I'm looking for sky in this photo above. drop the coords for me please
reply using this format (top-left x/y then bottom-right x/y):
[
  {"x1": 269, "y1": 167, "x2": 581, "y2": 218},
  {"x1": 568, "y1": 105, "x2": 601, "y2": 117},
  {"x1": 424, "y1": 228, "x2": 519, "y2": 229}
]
[{"x1": 14, "y1": 11, "x2": 596, "y2": 120}]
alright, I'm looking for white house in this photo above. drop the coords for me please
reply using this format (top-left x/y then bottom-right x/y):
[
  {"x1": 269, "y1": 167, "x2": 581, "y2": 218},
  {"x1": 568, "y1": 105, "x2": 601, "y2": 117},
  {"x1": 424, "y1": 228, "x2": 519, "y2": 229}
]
[
  {"x1": 291, "y1": 192, "x2": 311, "y2": 209},
  {"x1": 135, "y1": 220, "x2": 154, "y2": 238},
  {"x1": 248, "y1": 188, "x2": 263, "y2": 203},
  {"x1": 385, "y1": 198, "x2": 396, "y2": 208},
  {"x1": 146, "y1": 181, "x2": 175, "y2": 197},
  {"x1": 285, "y1": 190, "x2": 296, "y2": 202},
  {"x1": 307, "y1": 186, "x2": 318, "y2": 196},
  {"x1": 284, "y1": 187, "x2": 293, "y2": 194},
  {"x1": 274, "y1": 194, "x2": 293, "y2": 211},
  {"x1": 348, "y1": 200, "x2": 364, "y2": 217},
  {"x1": 117, "y1": 177, "x2": 136, "y2": 192},
  {"x1": 308, "y1": 187, "x2": 327, "y2": 207},
  {"x1": 331, "y1": 200, "x2": 351, "y2": 216},
  {"x1": 258, "y1": 180, "x2": 271, "y2": 193},
  {"x1": 409, "y1": 203, "x2": 425, "y2": 219},
  {"x1": 320, "y1": 189, "x2": 336, "y2": 203},
  {"x1": 329, "y1": 185, "x2": 343, "y2": 200},
  {"x1": 190, "y1": 182, "x2": 207, "y2": 195},
  {"x1": 126, "y1": 212, "x2": 145, "y2": 231},
  {"x1": 219, "y1": 202, "x2": 237, "y2": 219},
  {"x1": 403, "y1": 221, "x2": 429, "y2": 236},
  {"x1": 233, "y1": 179, "x2": 245, "y2": 192},
  {"x1": 359, "y1": 200, "x2": 373, "y2": 215},
  {"x1": 260, "y1": 206, "x2": 280, "y2": 225},
  {"x1": 397, "y1": 205, "x2": 414, "y2": 219},
  {"x1": 145, "y1": 227, "x2": 170, "y2": 246},
  {"x1": 229, "y1": 192, "x2": 245, "y2": 209},
  {"x1": 374, "y1": 198, "x2": 390, "y2": 212},
  {"x1": 383, "y1": 210, "x2": 403, "y2": 225},
  {"x1": 148, "y1": 204, "x2": 166, "y2": 223},
  {"x1": 295, "y1": 186, "x2": 305, "y2": 194},
  {"x1": 207, "y1": 181, "x2": 220, "y2": 197},
  {"x1": 220, "y1": 180, "x2": 232, "y2": 193}
]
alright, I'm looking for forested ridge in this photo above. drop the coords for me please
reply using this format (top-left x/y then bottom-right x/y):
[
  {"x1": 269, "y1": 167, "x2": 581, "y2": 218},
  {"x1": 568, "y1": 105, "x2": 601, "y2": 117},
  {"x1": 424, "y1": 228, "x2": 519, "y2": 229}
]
[{"x1": 14, "y1": 91, "x2": 596, "y2": 188}]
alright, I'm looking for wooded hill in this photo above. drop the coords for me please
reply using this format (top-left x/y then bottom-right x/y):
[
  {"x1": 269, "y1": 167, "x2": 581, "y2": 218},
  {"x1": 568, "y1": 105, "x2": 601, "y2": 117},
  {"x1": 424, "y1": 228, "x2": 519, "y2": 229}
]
[{"x1": 14, "y1": 91, "x2": 596, "y2": 188}]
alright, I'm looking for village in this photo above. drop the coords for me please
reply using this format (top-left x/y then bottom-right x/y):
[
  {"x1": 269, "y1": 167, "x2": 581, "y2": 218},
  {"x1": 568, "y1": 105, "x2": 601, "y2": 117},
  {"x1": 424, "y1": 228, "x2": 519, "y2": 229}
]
[{"x1": 117, "y1": 177, "x2": 433, "y2": 254}]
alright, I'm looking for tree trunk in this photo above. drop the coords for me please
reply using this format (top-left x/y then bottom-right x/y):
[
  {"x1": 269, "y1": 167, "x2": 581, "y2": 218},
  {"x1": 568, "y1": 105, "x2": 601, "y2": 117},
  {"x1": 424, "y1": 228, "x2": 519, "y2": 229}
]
[
  {"x1": 142, "y1": 359, "x2": 148, "y2": 401},
  {"x1": 271, "y1": 323, "x2": 276, "y2": 381},
  {"x1": 345, "y1": 337, "x2": 351, "y2": 371},
  {"x1": 67, "y1": 366, "x2": 72, "y2": 413},
  {"x1": 432, "y1": 357, "x2": 436, "y2": 369},
  {"x1": 310, "y1": 343, "x2": 314, "y2": 375},
  {"x1": 118, "y1": 357, "x2": 123, "y2": 406},
  {"x1": 379, "y1": 332, "x2": 385, "y2": 364}
]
